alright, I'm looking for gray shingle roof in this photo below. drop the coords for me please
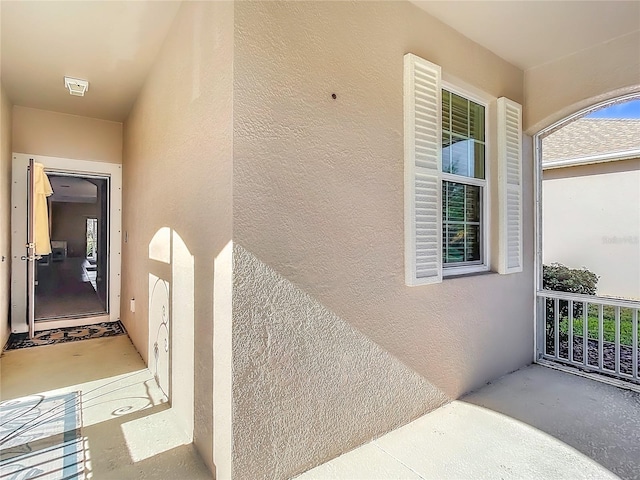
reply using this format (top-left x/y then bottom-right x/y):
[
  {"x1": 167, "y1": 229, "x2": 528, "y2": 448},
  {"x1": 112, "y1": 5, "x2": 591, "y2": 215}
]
[{"x1": 542, "y1": 118, "x2": 640, "y2": 164}]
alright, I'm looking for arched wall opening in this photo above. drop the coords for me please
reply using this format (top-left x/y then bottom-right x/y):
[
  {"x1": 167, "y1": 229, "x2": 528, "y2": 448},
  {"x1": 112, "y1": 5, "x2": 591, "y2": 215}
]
[
  {"x1": 534, "y1": 89, "x2": 640, "y2": 294},
  {"x1": 524, "y1": 26, "x2": 640, "y2": 136},
  {"x1": 532, "y1": 89, "x2": 640, "y2": 382}
]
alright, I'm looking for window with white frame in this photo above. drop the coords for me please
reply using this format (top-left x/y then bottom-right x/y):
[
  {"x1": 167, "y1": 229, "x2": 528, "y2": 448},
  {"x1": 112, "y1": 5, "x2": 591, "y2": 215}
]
[
  {"x1": 404, "y1": 53, "x2": 523, "y2": 286},
  {"x1": 441, "y1": 89, "x2": 486, "y2": 272}
]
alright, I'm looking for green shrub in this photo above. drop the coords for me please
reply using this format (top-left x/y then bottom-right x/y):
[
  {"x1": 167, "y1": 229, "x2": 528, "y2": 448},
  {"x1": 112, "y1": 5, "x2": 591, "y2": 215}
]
[
  {"x1": 543, "y1": 263, "x2": 599, "y2": 295},
  {"x1": 543, "y1": 263, "x2": 599, "y2": 340}
]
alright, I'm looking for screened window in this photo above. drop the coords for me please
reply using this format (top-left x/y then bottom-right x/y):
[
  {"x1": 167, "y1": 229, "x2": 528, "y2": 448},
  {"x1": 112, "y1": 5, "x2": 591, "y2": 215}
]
[{"x1": 441, "y1": 90, "x2": 486, "y2": 269}]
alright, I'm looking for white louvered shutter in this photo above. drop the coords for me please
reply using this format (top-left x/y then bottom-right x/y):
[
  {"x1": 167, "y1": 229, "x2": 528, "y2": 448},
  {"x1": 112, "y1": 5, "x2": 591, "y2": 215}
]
[
  {"x1": 497, "y1": 97, "x2": 523, "y2": 274},
  {"x1": 404, "y1": 54, "x2": 442, "y2": 285}
]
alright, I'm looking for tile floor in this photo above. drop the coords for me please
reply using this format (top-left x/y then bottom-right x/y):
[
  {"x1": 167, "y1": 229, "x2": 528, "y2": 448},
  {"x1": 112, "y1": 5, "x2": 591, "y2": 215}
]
[{"x1": 0, "y1": 335, "x2": 211, "y2": 479}]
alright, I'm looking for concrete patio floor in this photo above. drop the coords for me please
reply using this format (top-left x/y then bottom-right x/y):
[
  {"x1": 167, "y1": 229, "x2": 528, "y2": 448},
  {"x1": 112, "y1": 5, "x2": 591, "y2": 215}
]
[
  {"x1": 298, "y1": 364, "x2": 640, "y2": 480},
  {"x1": 3, "y1": 336, "x2": 639, "y2": 480},
  {"x1": 0, "y1": 335, "x2": 211, "y2": 479}
]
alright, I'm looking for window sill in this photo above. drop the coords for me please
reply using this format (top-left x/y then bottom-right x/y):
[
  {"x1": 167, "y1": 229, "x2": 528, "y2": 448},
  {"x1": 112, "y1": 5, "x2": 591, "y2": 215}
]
[{"x1": 443, "y1": 269, "x2": 495, "y2": 280}]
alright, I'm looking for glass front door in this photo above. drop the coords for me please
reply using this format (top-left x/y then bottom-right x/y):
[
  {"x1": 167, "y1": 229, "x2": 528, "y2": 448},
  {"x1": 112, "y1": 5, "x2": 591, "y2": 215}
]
[{"x1": 34, "y1": 174, "x2": 110, "y2": 321}]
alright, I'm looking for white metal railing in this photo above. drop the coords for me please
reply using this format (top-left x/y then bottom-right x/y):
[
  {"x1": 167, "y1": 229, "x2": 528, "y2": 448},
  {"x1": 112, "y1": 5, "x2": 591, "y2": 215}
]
[{"x1": 537, "y1": 290, "x2": 640, "y2": 384}]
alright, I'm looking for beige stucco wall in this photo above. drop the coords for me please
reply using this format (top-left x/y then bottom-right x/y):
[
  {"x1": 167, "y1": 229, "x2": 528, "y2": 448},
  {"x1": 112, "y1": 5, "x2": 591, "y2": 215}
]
[
  {"x1": 12, "y1": 106, "x2": 122, "y2": 163},
  {"x1": 121, "y1": 1, "x2": 233, "y2": 475},
  {"x1": 233, "y1": 2, "x2": 533, "y2": 478},
  {"x1": 525, "y1": 31, "x2": 640, "y2": 134},
  {"x1": 543, "y1": 159, "x2": 640, "y2": 300},
  {"x1": 50, "y1": 202, "x2": 100, "y2": 258},
  {"x1": 232, "y1": 244, "x2": 449, "y2": 479},
  {"x1": 0, "y1": 86, "x2": 12, "y2": 349}
]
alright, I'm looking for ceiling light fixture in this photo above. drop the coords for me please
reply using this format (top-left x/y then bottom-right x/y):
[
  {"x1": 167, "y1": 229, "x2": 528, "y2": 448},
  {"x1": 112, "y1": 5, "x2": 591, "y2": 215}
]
[{"x1": 64, "y1": 76, "x2": 89, "y2": 97}]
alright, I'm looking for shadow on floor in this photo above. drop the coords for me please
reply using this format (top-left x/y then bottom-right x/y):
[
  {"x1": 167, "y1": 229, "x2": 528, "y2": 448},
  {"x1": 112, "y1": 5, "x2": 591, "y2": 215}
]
[
  {"x1": 298, "y1": 364, "x2": 638, "y2": 479},
  {"x1": 0, "y1": 335, "x2": 212, "y2": 479},
  {"x1": 462, "y1": 364, "x2": 640, "y2": 480},
  {"x1": 82, "y1": 403, "x2": 211, "y2": 479}
]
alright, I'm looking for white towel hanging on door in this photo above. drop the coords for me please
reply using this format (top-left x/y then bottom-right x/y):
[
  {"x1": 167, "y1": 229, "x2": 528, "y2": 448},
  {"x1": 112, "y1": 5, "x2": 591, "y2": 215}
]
[{"x1": 34, "y1": 162, "x2": 53, "y2": 255}]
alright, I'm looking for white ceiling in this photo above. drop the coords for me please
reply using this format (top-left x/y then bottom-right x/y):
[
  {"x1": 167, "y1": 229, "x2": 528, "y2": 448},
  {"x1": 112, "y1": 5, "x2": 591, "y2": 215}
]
[
  {"x1": 1, "y1": 1, "x2": 638, "y2": 122},
  {"x1": 49, "y1": 176, "x2": 97, "y2": 203},
  {"x1": 1, "y1": 1, "x2": 181, "y2": 122},
  {"x1": 411, "y1": 1, "x2": 640, "y2": 70}
]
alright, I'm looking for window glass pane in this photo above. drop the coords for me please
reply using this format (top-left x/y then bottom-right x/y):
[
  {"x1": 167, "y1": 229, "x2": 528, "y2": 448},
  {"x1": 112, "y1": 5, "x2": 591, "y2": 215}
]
[
  {"x1": 444, "y1": 224, "x2": 465, "y2": 263},
  {"x1": 450, "y1": 93, "x2": 469, "y2": 137},
  {"x1": 472, "y1": 141, "x2": 485, "y2": 179},
  {"x1": 442, "y1": 90, "x2": 450, "y2": 132},
  {"x1": 450, "y1": 137, "x2": 470, "y2": 176},
  {"x1": 443, "y1": 181, "x2": 465, "y2": 221},
  {"x1": 470, "y1": 102, "x2": 484, "y2": 142},
  {"x1": 441, "y1": 89, "x2": 485, "y2": 180},
  {"x1": 464, "y1": 225, "x2": 480, "y2": 262},
  {"x1": 442, "y1": 132, "x2": 451, "y2": 173},
  {"x1": 465, "y1": 185, "x2": 480, "y2": 222},
  {"x1": 442, "y1": 181, "x2": 481, "y2": 265}
]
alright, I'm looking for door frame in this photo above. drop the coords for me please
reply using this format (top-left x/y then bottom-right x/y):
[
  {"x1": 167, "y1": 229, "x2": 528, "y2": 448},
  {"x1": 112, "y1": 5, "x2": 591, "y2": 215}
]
[{"x1": 11, "y1": 153, "x2": 122, "y2": 333}]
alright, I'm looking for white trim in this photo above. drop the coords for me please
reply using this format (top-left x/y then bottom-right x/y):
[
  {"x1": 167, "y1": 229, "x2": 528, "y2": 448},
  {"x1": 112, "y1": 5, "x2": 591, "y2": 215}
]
[
  {"x1": 536, "y1": 359, "x2": 640, "y2": 394},
  {"x1": 542, "y1": 148, "x2": 640, "y2": 169},
  {"x1": 443, "y1": 263, "x2": 490, "y2": 277},
  {"x1": 34, "y1": 315, "x2": 110, "y2": 332},
  {"x1": 534, "y1": 134, "x2": 544, "y2": 361},
  {"x1": 537, "y1": 289, "x2": 640, "y2": 309},
  {"x1": 539, "y1": 91, "x2": 640, "y2": 138},
  {"x1": 442, "y1": 76, "x2": 494, "y2": 108},
  {"x1": 441, "y1": 172, "x2": 487, "y2": 187},
  {"x1": 11, "y1": 153, "x2": 122, "y2": 333}
]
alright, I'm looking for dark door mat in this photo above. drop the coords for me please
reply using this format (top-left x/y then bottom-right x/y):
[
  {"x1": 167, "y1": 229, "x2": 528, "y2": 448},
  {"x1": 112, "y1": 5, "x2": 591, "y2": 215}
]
[{"x1": 4, "y1": 321, "x2": 127, "y2": 351}]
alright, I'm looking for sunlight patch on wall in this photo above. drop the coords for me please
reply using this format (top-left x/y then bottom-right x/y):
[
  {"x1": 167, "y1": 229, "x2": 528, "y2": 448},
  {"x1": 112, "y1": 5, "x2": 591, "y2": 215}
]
[
  {"x1": 149, "y1": 227, "x2": 171, "y2": 264},
  {"x1": 149, "y1": 273, "x2": 170, "y2": 399},
  {"x1": 213, "y1": 240, "x2": 233, "y2": 480},
  {"x1": 147, "y1": 227, "x2": 195, "y2": 440}
]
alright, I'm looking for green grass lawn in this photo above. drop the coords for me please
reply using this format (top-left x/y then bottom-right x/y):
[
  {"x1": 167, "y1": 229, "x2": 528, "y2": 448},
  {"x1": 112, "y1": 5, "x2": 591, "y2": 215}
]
[{"x1": 557, "y1": 305, "x2": 639, "y2": 346}]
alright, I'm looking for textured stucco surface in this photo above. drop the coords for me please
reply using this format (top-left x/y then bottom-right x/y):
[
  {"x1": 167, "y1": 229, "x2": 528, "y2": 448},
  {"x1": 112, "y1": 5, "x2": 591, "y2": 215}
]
[
  {"x1": 234, "y1": 0, "x2": 532, "y2": 400},
  {"x1": 233, "y1": 2, "x2": 533, "y2": 476},
  {"x1": 525, "y1": 31, "x2": 640, "y2": 134},
  {"x1": 543, "y1": 159, "x2": 640, "y2": 300},
  {"x1": 121, "y1": 1, "x2": 233, "y2": 474},
  {"x1": 0, "y1": 85, "x2": 12, "y2": 350},
  {"x1": 12, "y1": 106, "x2": 123, "y2": 163},
  {"x1": 232, "y1": 245, "x2": 449, "y2": 480}
]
